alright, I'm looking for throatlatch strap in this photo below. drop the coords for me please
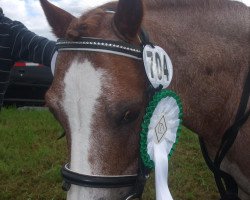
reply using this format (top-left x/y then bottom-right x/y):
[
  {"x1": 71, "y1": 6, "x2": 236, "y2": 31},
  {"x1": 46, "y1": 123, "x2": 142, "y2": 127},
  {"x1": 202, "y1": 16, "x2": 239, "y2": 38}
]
[{"x1": 199, "y1": 67, "x2": 250, "y2": 200}]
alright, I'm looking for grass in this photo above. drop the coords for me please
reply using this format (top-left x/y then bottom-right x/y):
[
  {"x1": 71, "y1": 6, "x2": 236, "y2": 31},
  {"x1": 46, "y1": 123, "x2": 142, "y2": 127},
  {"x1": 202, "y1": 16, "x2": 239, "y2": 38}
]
[{"x1": 0, "y1": 107, "x2": 218, "y2": 200}]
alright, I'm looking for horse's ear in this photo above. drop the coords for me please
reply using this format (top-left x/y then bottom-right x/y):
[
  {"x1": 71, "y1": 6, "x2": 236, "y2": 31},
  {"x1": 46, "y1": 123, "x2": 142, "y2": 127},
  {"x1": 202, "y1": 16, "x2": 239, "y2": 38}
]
[
  {"x1": 40, "y1": 0, "x2": 76, "y2": 38},
  {"x1": 114, "y1": 0, "x2": 143, "y2": 41}
]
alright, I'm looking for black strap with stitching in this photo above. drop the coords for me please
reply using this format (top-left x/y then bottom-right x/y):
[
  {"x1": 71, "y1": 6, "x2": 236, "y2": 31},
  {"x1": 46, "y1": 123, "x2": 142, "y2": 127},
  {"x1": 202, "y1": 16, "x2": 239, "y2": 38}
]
[{"x1": 61, "y1": 163, "x2": 138, "y2": 189}]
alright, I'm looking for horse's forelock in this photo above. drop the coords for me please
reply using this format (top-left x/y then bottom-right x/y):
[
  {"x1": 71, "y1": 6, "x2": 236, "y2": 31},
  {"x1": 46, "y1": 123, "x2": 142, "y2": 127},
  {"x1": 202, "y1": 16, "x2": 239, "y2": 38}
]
[{"x1": 66, "y1": 9, "x2": 107, "y2": 40}]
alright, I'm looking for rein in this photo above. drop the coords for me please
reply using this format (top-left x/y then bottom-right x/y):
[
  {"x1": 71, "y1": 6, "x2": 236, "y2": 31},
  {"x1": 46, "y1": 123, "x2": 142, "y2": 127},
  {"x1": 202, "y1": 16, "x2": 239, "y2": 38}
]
[
  {"x1": 56, "y1": 34, "x2": 152, "y2": 200},
  {"x1": 199, "y1": 68, "x2": 250, "y2": 200}
]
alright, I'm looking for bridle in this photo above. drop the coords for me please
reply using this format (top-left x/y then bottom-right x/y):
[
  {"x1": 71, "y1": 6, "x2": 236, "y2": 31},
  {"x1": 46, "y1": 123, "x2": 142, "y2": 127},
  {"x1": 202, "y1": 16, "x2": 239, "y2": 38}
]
[
  {"x1": 53, "y1": 29, "x2": 250, "y2": 200},
  {"x1": 55, "y1": 37, "x2": 143, "y2": 60},
  {"x1": 55, "y1": 34, "x2": 153, "y2": 199},
  {"x1": 61, "y1": 160, "x2": 149, "y2": 200},
  {"x1": 58, "y1": 36, "x2": 151, "y2": 199}
]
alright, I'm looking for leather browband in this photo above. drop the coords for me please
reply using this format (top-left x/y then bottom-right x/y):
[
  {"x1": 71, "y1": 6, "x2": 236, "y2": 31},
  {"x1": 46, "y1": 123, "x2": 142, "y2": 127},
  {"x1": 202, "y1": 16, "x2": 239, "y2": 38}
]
[{"x1": 56, "y1": 37, "x2": 143, "y2": 60}]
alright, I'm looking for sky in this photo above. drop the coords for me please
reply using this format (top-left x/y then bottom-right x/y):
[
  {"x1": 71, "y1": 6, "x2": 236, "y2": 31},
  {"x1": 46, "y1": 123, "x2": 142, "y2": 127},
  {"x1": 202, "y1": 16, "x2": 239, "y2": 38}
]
[
  {"x1": 1, "y1": 0, "x2": 116, "y2": 40},
  {"x1": 1, "y1": 0, "x2": 250, "y2": 40}
]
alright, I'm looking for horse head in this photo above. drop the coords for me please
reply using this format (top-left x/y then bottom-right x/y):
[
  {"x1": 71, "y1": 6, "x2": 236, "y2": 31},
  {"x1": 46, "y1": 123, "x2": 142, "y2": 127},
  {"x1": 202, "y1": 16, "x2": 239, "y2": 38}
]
[
  {"x1": 40, "y1": 0, "x2": 250, "y2": 199},
  {"x1": 40, "y1": 0, "x2": 149, "y2": 199}
]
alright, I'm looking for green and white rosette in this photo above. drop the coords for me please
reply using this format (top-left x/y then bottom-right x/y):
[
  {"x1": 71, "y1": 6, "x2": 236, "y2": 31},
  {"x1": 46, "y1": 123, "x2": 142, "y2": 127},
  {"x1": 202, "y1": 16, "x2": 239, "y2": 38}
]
[{"x1": 140, "y1": 90, "x2": 183, "y2": 200}]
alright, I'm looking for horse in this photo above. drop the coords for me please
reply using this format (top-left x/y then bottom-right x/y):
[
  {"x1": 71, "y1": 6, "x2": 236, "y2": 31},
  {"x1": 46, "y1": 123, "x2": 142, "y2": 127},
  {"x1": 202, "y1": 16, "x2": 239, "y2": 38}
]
[{"x1": 40, "y1": 0, "x2": 250, "y2": 199}]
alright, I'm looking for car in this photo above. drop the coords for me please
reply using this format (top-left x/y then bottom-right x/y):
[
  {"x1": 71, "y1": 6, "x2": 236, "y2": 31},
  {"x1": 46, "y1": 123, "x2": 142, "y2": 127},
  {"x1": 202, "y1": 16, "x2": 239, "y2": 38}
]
[{"x1": 3, "y1": 62, "x2": 53, "y2": 107}]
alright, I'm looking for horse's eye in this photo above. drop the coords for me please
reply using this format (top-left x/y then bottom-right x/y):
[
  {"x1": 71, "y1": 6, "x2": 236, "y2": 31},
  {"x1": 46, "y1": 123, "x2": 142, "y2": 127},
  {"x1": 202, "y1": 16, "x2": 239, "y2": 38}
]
[{"x1": 120, "y1": 110, "x2": 140, "y2": 125}]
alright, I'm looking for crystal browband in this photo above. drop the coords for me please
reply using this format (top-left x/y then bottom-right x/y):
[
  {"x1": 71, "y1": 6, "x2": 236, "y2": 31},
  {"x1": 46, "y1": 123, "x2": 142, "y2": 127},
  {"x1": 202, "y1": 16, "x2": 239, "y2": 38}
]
[{"x1": 56, "y1": 37, "x2": 143, "y2": 60}]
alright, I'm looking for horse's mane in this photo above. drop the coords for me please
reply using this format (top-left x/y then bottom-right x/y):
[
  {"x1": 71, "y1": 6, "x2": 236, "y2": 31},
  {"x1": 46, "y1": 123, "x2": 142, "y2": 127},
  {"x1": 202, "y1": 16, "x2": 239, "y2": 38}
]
[
  {"x1": 144, "y1": 0, "x2": 246, "y2": 8},
  {"x1": 66, "y1": 0, "x2": 249, "y2": 42}
]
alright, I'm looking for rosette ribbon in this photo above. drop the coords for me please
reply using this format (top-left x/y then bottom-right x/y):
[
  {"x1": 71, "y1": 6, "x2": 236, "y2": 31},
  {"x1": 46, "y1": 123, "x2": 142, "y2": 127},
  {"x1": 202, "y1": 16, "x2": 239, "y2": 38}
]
[{"x1": 140, "y1": 90, "x2": 183, "y2": 200}]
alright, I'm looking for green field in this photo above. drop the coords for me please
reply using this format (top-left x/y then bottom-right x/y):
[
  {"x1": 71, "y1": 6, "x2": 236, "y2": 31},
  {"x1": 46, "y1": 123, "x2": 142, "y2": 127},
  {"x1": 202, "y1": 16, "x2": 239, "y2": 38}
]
[{"x1": 0, "y1": 108, "x2": 218, "y2": 200}]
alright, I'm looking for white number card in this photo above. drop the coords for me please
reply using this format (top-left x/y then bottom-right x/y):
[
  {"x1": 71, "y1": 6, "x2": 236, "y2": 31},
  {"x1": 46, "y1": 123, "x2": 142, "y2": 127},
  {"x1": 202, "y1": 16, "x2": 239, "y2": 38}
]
[{"x1": 143, "y1": 45, "x2": 173, "y2": 89}]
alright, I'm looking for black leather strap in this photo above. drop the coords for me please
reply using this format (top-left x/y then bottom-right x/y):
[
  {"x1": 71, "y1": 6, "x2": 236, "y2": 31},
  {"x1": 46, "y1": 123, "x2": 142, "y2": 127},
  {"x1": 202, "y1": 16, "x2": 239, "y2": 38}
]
[
  {"x1": 199, "y1": 68, "x2": 250, "y2": 199},
  {"x1": 123, "y1": 158, "x2": 150, "y2": 199},
  {"x1": 56, "y1": 38, "x2": 142, "y2": 60},
  {"x1": 215, "y1": 68, "x2": 250, "y2": 166},
  {"x1": 61, "y1": 163, "x2": 138, "y2": 189}
]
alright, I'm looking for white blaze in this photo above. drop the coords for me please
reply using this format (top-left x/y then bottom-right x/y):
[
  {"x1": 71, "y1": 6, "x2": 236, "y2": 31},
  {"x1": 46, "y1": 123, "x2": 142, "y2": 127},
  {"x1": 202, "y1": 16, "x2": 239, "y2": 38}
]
[{"x1": 62, "y1": 59, "x2": 103, "y2": 199}]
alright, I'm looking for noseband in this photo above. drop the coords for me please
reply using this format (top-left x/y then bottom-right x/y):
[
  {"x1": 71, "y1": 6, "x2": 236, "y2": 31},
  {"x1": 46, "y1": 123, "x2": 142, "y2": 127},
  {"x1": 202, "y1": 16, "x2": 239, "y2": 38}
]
[{"x1": 56, "y1": 36, "x2": 152, "y2": 199}]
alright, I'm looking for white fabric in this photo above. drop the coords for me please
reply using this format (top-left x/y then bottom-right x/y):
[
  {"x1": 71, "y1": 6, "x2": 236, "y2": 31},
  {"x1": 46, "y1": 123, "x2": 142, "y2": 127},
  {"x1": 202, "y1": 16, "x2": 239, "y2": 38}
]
[
  {"x1": 50, "y1": 51, "x2": 58, "y2": 76},
  {"x1": 155, "y1": 142, "x2": 173, "y2": 200},
  {"x1": 147, "y1": 96, "x2": 180, "y2": 200}
]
